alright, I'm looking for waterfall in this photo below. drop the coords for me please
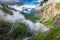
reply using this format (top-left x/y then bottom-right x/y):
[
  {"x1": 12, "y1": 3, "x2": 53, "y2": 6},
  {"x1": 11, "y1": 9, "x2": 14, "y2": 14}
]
[
  {"x1": 8, "y1": 10, "x2": 49, "y2": 34},
  {"x1": 7, "y1": 2, "x2": 49, "y2": 34}
]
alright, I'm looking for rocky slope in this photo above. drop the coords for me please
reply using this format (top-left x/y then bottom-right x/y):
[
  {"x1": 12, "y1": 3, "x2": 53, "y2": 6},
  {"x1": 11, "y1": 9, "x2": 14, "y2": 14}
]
[{"x1": 36, "y1": 2, "x2": 60, "y2": 27}]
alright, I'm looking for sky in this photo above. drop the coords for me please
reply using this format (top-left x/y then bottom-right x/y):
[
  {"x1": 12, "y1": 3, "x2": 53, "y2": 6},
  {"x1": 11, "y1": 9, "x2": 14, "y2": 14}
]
[
  {"x1": 19, "y1": 0, "x2": 38, "y2": 5},
  {"x1": 0, "y1": 0, "x2": 37, "y2": 2},
  {"x1": 0, "y1": 0, "x2": 19, "y2": 2},
  {"x1": 0, "y1": 0, "x2": 40, "y2": 5},
  {"x1": 1, "y1": 0, "x2": 60, "y2": 5}
]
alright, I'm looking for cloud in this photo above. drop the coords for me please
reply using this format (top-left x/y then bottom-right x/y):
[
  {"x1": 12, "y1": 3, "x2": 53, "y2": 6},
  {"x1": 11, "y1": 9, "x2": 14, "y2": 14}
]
[{"x1": 8, "y1": 4, "x2": 36, "y2": 14}]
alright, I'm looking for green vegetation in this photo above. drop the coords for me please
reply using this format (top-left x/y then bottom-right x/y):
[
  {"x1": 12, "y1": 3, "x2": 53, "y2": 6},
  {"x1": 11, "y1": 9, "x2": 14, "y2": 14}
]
[
  {"x1": 12, "y1": 23, "x2": 27, "y2": 38},
  {"x1": 2, "y1": 8, "x2": 13, "y2": 15},
  {"x1": 44, "y1": 27, "x2": 60, "y2": 40},
  {"x1": 0, "y1": 3, "x2": 60, "y2": 40},
  {"x1": 56, "y1": 2, "x2": 60, "y2": 7},
  {"x1": 39, "y1": 19, "x2": 53, "y2": 26},
  {"x1": 0, "y1": 19, "x2": 28, "y2": 39},
  {"x1": 25, "y1": 13, "x2": 40, "y2": 22},
  {"x1": 0, "y1": 7, "x2": 2, "y2": 9},
  {"x1": 44, "y1": 19, "x2": 53, "y2": 26},
  {"x1": 0, "y1": 19, "x2": 12, "y2": 32},
  {"x1": 0, "y1": 7, "x2": 13, "y2": 15},
  {"x1": 32, "y1": 26, "x2": 60, "y2": 40}
]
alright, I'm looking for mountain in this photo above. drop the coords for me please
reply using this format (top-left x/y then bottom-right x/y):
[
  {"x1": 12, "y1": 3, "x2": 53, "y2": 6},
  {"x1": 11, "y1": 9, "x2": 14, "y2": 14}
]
[{"x1": 0, "y1": 0, "x2": 60, "y2": 40}]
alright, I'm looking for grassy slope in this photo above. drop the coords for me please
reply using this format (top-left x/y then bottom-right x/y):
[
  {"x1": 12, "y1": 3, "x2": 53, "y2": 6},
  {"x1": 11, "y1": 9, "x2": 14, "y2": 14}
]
[
  {"x1": 0, "y1": 7, "x2": 13, "y2": 15},
  {"x1": 32, "y1": 26, "x2": 60, "y2": 40}
]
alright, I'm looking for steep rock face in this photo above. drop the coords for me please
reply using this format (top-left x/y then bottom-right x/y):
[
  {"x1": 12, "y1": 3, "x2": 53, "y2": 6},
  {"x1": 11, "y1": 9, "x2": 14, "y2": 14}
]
[{"x1": 38, "y1": 3, "x2": 60, "y2": 20}]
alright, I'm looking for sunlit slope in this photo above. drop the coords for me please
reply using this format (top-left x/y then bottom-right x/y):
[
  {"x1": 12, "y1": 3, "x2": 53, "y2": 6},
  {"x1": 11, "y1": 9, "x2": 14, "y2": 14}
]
[{"x1": 36, "y1": 2, "x2": 60, "y2": 27}]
